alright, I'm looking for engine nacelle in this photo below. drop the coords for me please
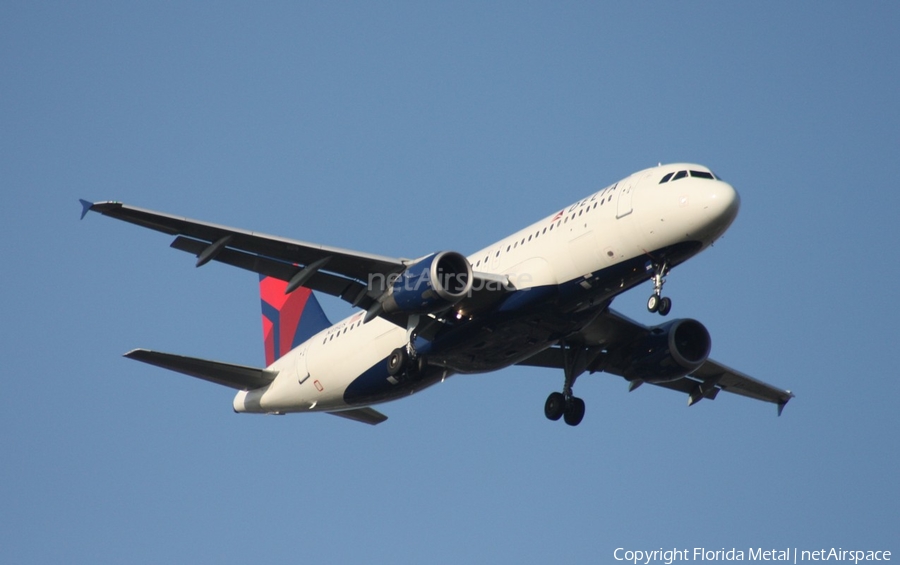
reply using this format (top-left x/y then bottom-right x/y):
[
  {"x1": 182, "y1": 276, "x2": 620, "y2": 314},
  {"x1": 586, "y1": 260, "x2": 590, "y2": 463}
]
[
  {"x1": 626, "y1": 318, "x2": 711, "y2": 383},
  {"x1": 382, "y1": 251, "x2": 473, "y2": 314}
]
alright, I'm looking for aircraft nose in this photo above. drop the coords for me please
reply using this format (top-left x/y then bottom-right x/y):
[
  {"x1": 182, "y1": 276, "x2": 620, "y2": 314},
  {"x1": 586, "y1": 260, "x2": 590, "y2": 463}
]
[
  {"x1": 709, "y1": 181, "x2": 740, "y2": 223},
  {"x1": 696, "y1": 180, "x2": 740, "y2": 241}
]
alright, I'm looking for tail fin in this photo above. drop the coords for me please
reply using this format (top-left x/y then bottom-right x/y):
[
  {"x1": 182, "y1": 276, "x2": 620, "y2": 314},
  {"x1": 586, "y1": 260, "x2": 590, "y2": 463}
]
[{"x1": 259, "y1": 276, "x2": 332, "y2": 366}]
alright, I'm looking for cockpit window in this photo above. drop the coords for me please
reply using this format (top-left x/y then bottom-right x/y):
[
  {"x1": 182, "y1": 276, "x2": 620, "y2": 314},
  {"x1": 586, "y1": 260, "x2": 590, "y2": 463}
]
[{"x1": 659, "y1": 168, "x2": 720, "y2": 184}]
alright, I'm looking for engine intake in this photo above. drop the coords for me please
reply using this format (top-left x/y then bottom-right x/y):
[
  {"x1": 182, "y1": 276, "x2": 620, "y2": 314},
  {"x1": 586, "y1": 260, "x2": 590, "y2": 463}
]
[
  {"x1": 627, "y1": 318, "x2": 711, "y2": 383},
  {"x1": 382, "y1": 251, "x2": 473, "y2": 314}
]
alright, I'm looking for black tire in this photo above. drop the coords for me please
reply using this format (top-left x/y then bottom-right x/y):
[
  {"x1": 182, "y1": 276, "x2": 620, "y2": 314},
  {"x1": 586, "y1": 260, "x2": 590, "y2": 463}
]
[
  {"x1": 564, "y1": 397, "x2": 586, "y2": 426},
  {"x1": 544, "y1": 392, "x2": 566, "y2": 421},
  {"x1": 657, "y1": 296, "x2": 672, "y2": 316},
  {"x1": 647, "y1": 294, "x2": 660, "y2": 313},
  {"x1": 415, "y1": 354, "x2": 429, "y2": 375},
  {"x1": 387, "y1": 347, "x2": 408, "y2": 376}
]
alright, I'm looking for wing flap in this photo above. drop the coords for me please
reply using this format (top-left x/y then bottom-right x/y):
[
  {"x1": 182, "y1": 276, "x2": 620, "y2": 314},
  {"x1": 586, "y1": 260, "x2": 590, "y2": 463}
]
[
  {"x1": 691, "y1": 359, "x2": 794, "y2": 409},
  {"x1": 170, "y1": 236, "x2": 376, "y2": 308},
  {"x1": 125, "y1": 349, "x2": 276, "y2": 390},
  {"x1": 87, "y1": 201, "x2": 406, "y2": 282}
]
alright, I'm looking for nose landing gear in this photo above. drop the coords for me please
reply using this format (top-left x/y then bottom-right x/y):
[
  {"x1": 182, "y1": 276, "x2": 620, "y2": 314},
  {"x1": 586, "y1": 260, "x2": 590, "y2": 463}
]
[{"x1": 647, "y1": 260, "x2": 672, "y2": 316}]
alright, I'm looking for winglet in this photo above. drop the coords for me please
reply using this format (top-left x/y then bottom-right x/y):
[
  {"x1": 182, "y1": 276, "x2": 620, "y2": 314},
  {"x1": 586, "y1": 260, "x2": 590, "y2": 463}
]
[
  {"x1": 79, "y1": 199, "x2": 94, "y2": 220},
  {"x1": 777, "y1": 394, "x2": 792, "y2": 417}
]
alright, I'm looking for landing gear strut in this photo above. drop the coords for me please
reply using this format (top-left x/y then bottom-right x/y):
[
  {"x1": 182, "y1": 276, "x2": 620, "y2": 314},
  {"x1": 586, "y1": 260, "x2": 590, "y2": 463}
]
[
  {"x1": 647, "y1": 260, "x2": 672, "y2": 316},
  {"x1": 544, "y1": 341, "x2": 592, "y2": 426}
]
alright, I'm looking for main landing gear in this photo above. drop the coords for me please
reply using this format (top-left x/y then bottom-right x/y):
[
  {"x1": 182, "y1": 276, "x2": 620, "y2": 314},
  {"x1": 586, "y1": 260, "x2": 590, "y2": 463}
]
[
  {"x1": 387, "y1": 344, "x2": 428, "y2": 378},
  {"x1": 544, "y1": 341, "x2": 593, "y2": 426},
  {"x1": 387, "y1": 315, "x2": 426, "y2": 378},
  {"x1": 647, "y1": 260, "x2": 672, "y2": 316},
  {"x1": 544, "y1": 391, "x2": 586, "y2": 427}
]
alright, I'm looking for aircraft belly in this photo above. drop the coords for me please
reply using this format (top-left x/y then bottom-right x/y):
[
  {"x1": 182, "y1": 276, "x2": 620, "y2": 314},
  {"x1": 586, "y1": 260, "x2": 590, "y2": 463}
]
[
  {"x1": 430, "y1": 241, "x2": 704, "y2": 374},
  {"x1": 343, "y1": 359, "x2": 448, "y2": 406}
]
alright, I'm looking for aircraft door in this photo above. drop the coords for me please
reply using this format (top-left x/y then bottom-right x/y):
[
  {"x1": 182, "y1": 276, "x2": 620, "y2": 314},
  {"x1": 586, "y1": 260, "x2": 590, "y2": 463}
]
[
  {"x1": 295, "y1": 347, "x2": 311, "y2": 385},
  {"x1": 616, "y1": 178, "x2": 634, "y2": 219}
]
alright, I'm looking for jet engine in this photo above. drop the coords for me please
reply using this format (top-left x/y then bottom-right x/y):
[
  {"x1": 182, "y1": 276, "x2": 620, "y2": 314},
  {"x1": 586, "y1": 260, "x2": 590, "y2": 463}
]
[
  {"x1": 626, "y1": 319, "x2": 711, "y2": 383},
  {"x1": 381, "y1": 251, "x2": 473, "y2": 314}
]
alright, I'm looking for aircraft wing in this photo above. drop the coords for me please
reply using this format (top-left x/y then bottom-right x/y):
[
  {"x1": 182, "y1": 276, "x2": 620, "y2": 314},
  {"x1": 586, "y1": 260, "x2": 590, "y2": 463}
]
[
  {"x1": 517, "y1": 309, "x2": 794, "y2": 415},
  {"x1": 81, "y1": 200, "x2": 514, "y2": 331}
]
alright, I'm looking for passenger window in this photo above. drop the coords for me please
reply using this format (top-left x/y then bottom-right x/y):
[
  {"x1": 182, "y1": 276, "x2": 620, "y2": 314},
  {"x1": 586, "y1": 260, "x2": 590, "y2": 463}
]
[
  {"x1": 672, "y1": 170, "x2": 688, "y2": 181},
  {"x1": 659, "y1": 172, "x2": 674, "y2": 183}
]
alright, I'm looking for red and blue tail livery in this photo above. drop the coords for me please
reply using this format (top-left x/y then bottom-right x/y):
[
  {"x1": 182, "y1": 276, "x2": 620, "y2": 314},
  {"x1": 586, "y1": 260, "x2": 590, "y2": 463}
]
[{"x1": 259, "y1": 276, "x2": 331, "y2": 366}]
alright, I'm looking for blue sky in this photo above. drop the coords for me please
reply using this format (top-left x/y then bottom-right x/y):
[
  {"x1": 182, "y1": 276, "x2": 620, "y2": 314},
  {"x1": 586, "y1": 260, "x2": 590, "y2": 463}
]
[{"x1": 2, "y1": 2, "x2": 898, "y2": 563}]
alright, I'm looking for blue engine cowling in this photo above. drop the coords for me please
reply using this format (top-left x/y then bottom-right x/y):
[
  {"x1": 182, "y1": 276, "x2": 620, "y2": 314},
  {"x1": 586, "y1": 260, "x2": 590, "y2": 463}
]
[
  {"x1": 627, "y1": 319, "x2": 711, "y2": 383},
  {"x1": 382, "y1": 251, "x2": 474, "y2": 314}
]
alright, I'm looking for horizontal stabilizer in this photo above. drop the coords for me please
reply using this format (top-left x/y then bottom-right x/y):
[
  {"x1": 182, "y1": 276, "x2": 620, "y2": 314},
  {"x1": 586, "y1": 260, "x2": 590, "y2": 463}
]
[
  {"x1": 327, "y1": 407, "x2": 389, "y2": 425},
  {"x1": 125, "y1": 349, "x2": 276, "y2": 390}
]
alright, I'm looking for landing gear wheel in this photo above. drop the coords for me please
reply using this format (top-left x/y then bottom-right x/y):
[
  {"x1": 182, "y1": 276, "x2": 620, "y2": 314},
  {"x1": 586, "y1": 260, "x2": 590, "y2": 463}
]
[
  {"x1": 544, "y1": 392, "x2": 566, "y2": 421},
  {"x1": 564, "y1": 397, "x2": 586, "y2": 426},
  {"x1": 657, "y1": 296, "x2": 672, "y2": 316},
  {"x1": 647, "y1": 294, "x2": 660, "y2": 313},
  {"x1": 386, "y1": 347, "x2": 408, "y2": 376},
  {"x1": 415, "y1": 354, "x2": 429, "y2": 375}
]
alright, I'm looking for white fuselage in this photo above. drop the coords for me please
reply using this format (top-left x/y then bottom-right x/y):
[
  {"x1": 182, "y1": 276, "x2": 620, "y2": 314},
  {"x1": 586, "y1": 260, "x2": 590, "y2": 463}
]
[{"x1": 234, "y1": 163, "x2": 740, "y2": 415}]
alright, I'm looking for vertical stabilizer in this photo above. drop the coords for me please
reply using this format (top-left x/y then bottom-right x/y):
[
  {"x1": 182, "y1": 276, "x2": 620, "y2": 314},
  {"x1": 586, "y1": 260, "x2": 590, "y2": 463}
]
[{"x1": 259, "y1": 276, "x2": 332, "y2": 366}]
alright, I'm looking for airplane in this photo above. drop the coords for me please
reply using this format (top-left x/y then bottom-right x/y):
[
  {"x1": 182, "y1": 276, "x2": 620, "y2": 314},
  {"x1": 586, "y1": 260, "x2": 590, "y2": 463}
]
[{"x1": 80, "y1": 163, "x2": 793, "y2": 426}]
